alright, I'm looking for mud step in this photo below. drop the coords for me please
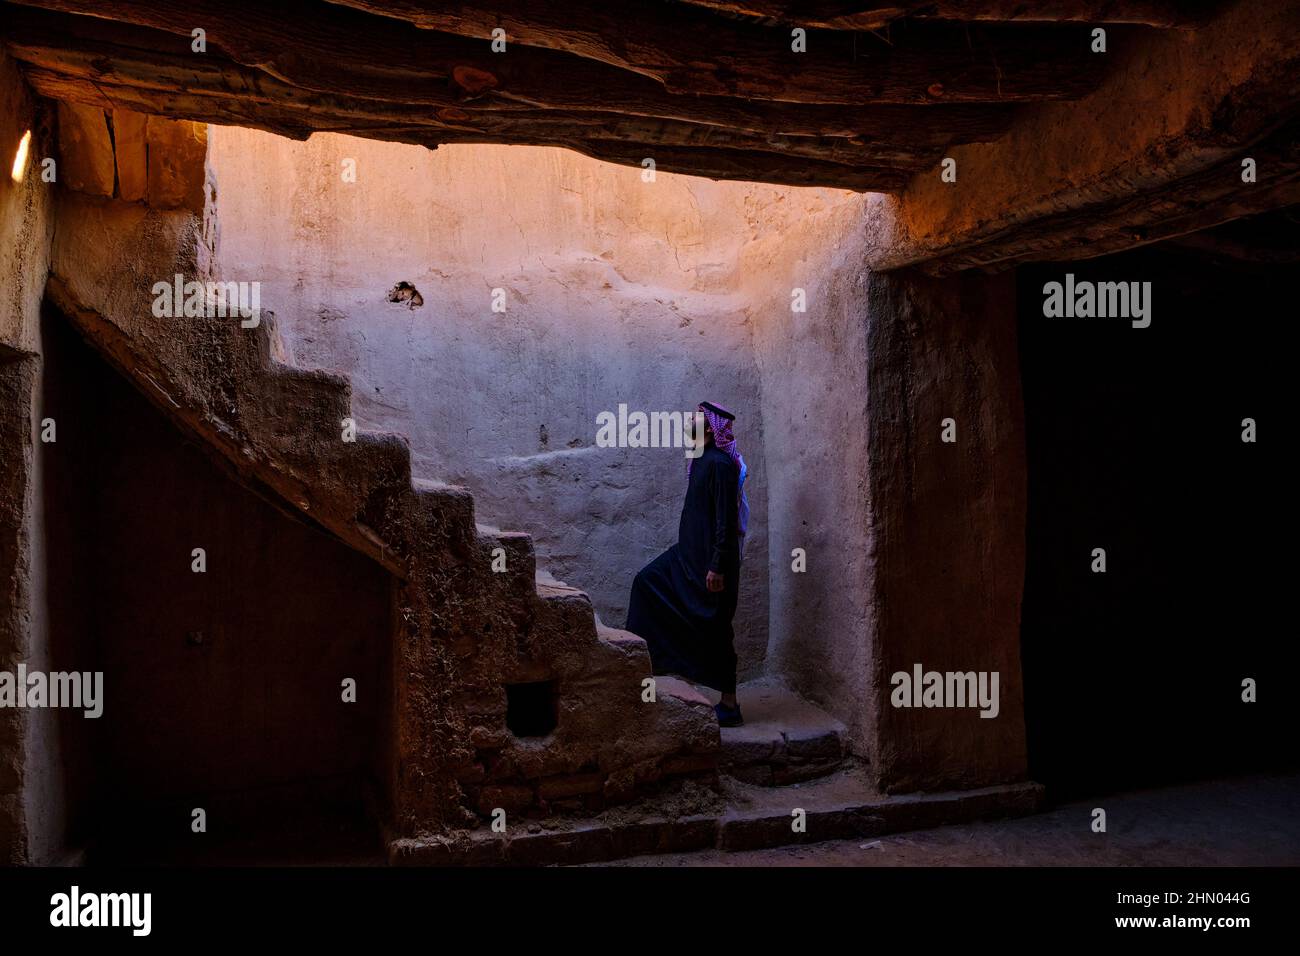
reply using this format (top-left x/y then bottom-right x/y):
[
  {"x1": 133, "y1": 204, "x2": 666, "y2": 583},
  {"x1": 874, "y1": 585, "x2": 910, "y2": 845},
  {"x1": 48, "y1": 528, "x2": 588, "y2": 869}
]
[
  {"x1": 387, "y1": 769, "x2": 1046, "y2": 866},
  {"x1": 722, "y1": 680, "x2": 848, "y2": 786}
]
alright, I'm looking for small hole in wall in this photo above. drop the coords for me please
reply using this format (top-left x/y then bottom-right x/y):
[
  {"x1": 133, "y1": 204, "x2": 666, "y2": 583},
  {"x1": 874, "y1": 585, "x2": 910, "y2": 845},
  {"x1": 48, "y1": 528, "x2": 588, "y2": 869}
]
[
  {"x1": 385, "y1": 280, "x2": 424, "y2": 309},
  {"x1": 505, "y1": 680, "x2": 558, "y2": 738}
]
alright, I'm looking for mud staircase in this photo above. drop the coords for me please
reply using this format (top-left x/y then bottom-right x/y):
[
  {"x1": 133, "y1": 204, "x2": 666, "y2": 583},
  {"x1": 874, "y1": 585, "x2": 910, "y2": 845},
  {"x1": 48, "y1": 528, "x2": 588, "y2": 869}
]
[{"x1": 44, "y1": 186, "x2": 719, "y2": 842}]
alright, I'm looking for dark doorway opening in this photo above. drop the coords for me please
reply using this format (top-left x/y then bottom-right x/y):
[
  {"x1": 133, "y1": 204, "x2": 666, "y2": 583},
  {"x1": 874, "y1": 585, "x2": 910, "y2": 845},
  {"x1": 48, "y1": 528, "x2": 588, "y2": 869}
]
[
  {"x1": 1015, "y1": 210, "x2": 1293, "y2": 801},
  {"x1": 40, "y1": 309, "x2": 393, "y2": 863}
]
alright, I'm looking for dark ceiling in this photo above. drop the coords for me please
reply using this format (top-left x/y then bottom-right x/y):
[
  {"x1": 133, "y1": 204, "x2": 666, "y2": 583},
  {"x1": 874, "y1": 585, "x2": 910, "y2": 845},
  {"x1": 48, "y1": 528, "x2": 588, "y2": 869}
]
[{"x1": 0, "y1": 0, "x2": 1204, "y2": 189}]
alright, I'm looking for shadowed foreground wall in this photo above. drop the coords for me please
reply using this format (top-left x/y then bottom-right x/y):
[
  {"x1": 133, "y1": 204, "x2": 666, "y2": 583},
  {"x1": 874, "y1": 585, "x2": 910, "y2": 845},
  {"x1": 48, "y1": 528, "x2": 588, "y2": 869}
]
[
  {"x1": 39, "y1": 311, "x2": 392, "y2": 849},
  {"x1": 208, "y1": 129, "x2": 863, "y2": 677},
  {"x1": 1, "y1": 48, "x2": 54, "y2": 864}
]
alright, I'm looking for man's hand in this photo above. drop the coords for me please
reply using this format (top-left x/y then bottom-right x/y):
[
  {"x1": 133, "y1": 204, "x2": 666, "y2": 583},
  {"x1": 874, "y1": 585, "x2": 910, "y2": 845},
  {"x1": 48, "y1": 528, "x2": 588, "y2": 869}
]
[{"x1": 706, "y1": 571, "x2": 724, "y2": 593}]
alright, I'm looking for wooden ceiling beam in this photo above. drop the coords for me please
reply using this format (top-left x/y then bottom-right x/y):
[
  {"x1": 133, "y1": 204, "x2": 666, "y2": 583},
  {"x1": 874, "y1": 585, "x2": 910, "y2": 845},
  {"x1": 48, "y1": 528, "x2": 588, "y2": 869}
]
[
  {"x1": 18, "y1": 58, "x2": 934, "y2": 169},
  {"x1": 6, "y1": 0, "x2": 1110, "y2": 105},
  {"x1": 671, "y1": 0, "x2": 1198, "y2": 29},
  {"x1": 24, "y1": 69, "x2": 907, "y2": 190},
  {"x1": 321, "y1": 0, "x2": 1116, "y2": 103},
  {"x1": 2, "y1": 4, "x2": 1018, "y2": 145}
]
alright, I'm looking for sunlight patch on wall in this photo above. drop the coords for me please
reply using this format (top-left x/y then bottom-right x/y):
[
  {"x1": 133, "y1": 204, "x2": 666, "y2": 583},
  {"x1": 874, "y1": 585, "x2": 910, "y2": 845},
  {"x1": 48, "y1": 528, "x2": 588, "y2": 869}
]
[{"x1": 10, "y1": 129, "x2": 31, "y2": 182}]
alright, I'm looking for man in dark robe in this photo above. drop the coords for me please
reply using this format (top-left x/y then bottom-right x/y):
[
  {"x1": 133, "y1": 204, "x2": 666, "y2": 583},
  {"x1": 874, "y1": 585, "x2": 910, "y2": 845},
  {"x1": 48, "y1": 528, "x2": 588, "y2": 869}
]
[{"x1": 626, "y1": 401, "x2": 747, "y2": 726}]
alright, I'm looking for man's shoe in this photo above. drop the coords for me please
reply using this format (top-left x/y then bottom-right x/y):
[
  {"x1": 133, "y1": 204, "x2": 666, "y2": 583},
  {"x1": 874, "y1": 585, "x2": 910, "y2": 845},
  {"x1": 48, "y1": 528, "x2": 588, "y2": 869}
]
[{"x1": 714, "y1": 702, "x2": 743, "y2": 727}]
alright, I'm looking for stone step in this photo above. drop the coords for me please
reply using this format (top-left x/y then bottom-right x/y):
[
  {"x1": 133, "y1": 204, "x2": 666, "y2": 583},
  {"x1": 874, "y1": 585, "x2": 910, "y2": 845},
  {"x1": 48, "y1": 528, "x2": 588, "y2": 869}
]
[
  {"x1": 387, "y1": 770, "x2": 1046, "y2": 866},
  {"x1": 721, "y1": 680, "x2": 848, "y2": 786}
]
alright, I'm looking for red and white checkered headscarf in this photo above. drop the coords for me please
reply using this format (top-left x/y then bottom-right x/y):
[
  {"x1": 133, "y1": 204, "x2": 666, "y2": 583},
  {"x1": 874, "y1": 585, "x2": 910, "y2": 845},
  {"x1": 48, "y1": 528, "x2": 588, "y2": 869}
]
[{"x1": 688, "y1": 401, "x2": 741, "y2": 478}]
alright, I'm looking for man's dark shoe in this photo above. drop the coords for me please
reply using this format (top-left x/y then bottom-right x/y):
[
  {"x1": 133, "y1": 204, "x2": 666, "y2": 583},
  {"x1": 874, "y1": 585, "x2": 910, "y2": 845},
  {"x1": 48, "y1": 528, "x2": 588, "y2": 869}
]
[{"x1": 715, "y1": 702, "x2": 743, "y2": 727}]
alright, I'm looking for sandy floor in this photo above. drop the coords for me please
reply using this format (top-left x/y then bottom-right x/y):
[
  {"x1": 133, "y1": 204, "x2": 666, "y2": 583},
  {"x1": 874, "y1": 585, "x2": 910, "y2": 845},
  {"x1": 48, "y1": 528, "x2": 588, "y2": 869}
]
[
  {"x1": 95, "y1": 772, "x2": 1299, "y2": 866},
  {"x1": 598, "y1": 772, "x2": 1300, "y2": 867}
]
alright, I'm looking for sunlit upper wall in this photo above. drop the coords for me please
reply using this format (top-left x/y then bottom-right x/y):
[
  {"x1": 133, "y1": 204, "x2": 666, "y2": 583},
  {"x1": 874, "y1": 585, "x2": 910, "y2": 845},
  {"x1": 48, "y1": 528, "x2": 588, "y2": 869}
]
[{"x1": 208, "y1": 129, "x2": 862, "y2": 299}]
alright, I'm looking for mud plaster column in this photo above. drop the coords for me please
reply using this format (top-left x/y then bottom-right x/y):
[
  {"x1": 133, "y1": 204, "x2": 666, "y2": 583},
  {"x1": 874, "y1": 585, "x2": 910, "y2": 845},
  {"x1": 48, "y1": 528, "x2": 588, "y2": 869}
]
[
  {"x1": 1, "y1": 49, "x2": 55, "y2": 863},
  {"x1": 865, "y1": 268, "x2": 1029, "y2": 792},
  {"x1": 0, "y1": 356, "x2": 36, "y2": 863}
]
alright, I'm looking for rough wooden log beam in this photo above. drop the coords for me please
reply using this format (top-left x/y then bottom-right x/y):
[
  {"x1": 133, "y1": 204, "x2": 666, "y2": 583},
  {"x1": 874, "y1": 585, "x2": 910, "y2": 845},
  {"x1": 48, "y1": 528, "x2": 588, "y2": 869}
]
[
  {"x1": 321, "y1": 0, "x2": 1113, "y2": 103},
  {"x1": 545, "y1": 141, "x2": 909, "y2": 191},
  {"x1": 1, "y1": 5, "x2": 1021, "y2": 149},
  {"x1": 673, "y1": 0, "x2": 1197, "y2": 29},
  {"x1": 22, "y1": 63, "x2": 925, "y2": 177},
  {"x1": 5, "y1": 0, "x2": 1109, "y2": 105},
  {"x1": 26, "y1": 69, "x2": 901, "y2": 189},
  {"x1": 420, "y1": 116, "x2": 923, "y2": 167},
  {"x1": 863, "y1": 0, "x2": 1300, "y2": 272}
]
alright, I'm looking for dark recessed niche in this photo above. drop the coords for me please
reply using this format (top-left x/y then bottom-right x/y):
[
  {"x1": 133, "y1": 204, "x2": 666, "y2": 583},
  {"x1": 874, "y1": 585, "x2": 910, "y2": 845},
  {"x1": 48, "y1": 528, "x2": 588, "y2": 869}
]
[{"x1": 505, "y1": 680, "x2": 558, "y2": 738}]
